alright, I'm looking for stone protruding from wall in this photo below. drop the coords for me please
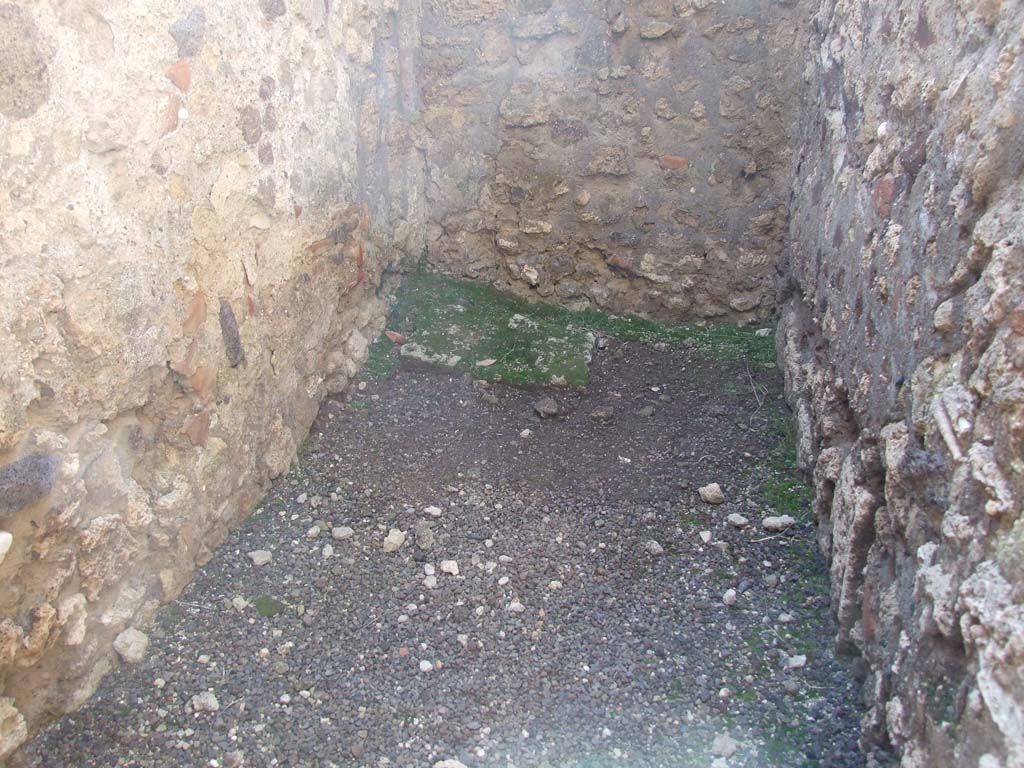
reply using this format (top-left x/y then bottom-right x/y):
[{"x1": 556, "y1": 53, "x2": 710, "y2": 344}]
[
  {"x1": 418, "y1": 0, "x2": 807, "y2": 322},
  {"x1": 781, "y1": 2, "x2": 1023, "y2": 766},
  {"x1": 0, "y1": 0, "x2": 425, "y2": 756}
]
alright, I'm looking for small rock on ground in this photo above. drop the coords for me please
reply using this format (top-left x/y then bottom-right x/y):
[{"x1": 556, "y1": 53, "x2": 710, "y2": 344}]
[
  {"x1": 112, "y1": 629, "x2": 149, "y2": 664},
  {"x1": 533, "y1": 397, "x2": 560, "y2": 418},
  {"x1": 762, "y1": 514, "x2": 796, "y2": 532},
  {"x1": 699, "y1": 482, "x2": 726, "y2": 504},
  {"x1": 383, "y1": 528, "x2": 407, "y2": 552},
  {"x1": 247, "y1": 549, "x2": 272, "y2": 566}
]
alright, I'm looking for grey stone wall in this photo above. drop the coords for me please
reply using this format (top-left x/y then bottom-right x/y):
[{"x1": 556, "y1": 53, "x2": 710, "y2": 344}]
[
  {"x1": 780, "y1": 1, "x2": 1024, "y2": 765},
  {"x1": 0, "y1": 0, "x2": 425, "y2": 756},
  {"x1": 418, "y1": 0, "x2": 808, "y2": 322}
]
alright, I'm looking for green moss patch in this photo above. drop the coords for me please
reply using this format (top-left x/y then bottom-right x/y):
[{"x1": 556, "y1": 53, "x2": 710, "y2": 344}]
[
  {"x1": 365, "y1": 266, "x2": 777, "y2": 387},
  {"x1": 758, "y1": 409, "x2": 813, "y2": 522},
  {"x1": 253, "y1": 595, "x2": 287, "y2": 618}
]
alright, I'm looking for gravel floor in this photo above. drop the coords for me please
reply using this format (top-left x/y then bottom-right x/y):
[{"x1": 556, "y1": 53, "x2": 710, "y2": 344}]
[{"x1": 20, "y1": 338, "x2": 865, "y2": 768}]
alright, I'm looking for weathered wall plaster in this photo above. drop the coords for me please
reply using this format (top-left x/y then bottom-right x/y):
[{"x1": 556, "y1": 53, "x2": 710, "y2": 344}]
[
  {"x1": 780, "y1": 2, "x2": 1023, "y2": 765},
  {"x1": 0, "y1": 0, "x2": 425, "y2": 757},
  {"x1": 418, "y1": 0, "x2": 808, "y2": 322}
]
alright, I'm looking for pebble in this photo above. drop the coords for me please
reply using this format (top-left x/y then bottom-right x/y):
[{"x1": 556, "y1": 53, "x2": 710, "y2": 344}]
[
  {"x1": 382, "y1": 528, "x2": 407, "y2": 553},
  {"x1": 248, "y1": 550, "x2": 272, "y2": 566},
  {"x1": 306, "y1": 525, "x2": 320, "y2": 539},
  {"x1": 699, "y1": 483, "x2": 726, "y2": 504},
  {"x1": 332, "y1": 526, "x2": 354, "y2": 540},
  {"x1": 699, "y1": 530, "x2": 712, "y2": 543},
  {"x1": 533, "y1": 397, "x2": 560, "y2": 418},
  {"x1": 723, "y1": 589, "x2": 737, "y2": 606},
  {"x1": 637, "y1": 405, "x2": 655, "y2": 417},
  {"x1": 418, "y1": 660, "x2": 433, "y2": 672},
  {"x1": 440, "y1": 560, "x2": 460, "y2": 576},
  {"x1": 726, "y1": 513, "x2": 750, "y2": 528},
  {"x1": 322, "y1": 543, "x2": 334, "y2": 558},
  {"x1": 113, "y1": 628, "x2": 149, "y2": 664},
  {"x1": 424, "y1": 505, "x2": 443, "y2": 517},
  {"x1": 762, "y1": 514, "x2": 797, "y2": 532},
  {"x1": 590, "y1": 406, "x2": 615, "y2": 420},
  {"x1": 520, "y1": 429, "x2": 532, "y2": 438},
  {"x1": 433, "y1": 761, "x2": 469, "y2": 768},
  {"x1": 508, "y1": 600, "x2": 526, "y2": 613},
  {"x1": 190, "y1": 692, "x2": 220, "y2": 713},
  {"x1": 787, "y1": 654, "x2": 808, "y2": 669},
  {"x1": 644, "y1": 540, "x2": 665, "y2": 556},
  {"x1": 415, "y1": 519, "x2": 435, "y2": 550},
  {"x1": 424, "y1": 575, "x2": 438, "y2": 589}
]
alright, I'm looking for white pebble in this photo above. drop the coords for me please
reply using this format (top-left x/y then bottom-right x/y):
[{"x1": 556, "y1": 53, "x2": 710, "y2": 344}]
[
  {"x1": 248, "y1": 550, "x2": 272, "y2": 566},
  {"x1": 726, "y1": 513, "x2": 749, "y2": 528},
  {"x1": 383, "y1": 528, "x2": 407, "y2": 553}
]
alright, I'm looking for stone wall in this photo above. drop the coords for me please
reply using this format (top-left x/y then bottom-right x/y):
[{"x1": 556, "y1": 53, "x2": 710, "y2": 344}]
[
  {"x1": 418, "y1": 0, "x2": 807, "y2": 321},
  {"x1": 0, "y1": 0, "x2": 425, "y2": 757},
  {"x1": 780, "y1": 1, "x2": 1023, "y2": 765}
]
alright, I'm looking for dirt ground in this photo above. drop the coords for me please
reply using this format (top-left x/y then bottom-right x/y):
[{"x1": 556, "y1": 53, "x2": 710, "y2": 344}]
[{"x1": 20, "y1": 330, "x2": 864, "y2": 768}]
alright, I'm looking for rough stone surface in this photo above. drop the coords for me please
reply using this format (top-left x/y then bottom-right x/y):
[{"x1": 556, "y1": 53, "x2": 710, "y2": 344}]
[
  {"x1": 0, "y1": 0, "x2": 426, "y2": 757},
  {"x1": 780, "y1": 2, "x2": 1024, "y2": 765},
  {"x1": 419, "y1": 0, "x2": 808, "y2": 322},
  {"x1": 0, "y1": 4, "x2": 52, "y2": 119},
  {"x1": 0, "y1": 453, "x2": 59, "y2": 518}
]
